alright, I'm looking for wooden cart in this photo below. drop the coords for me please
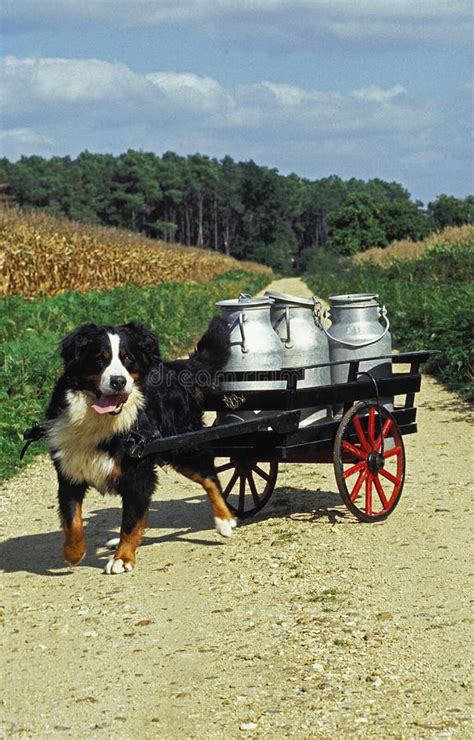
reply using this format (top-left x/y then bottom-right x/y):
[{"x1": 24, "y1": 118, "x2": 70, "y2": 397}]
[{"x1": 125, "y1": 350, "x2": 433, "y2": 523}]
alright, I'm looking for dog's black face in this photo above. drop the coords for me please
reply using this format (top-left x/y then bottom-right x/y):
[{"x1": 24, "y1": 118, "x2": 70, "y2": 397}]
[{"x1": 61, "y1": 322, "x2": 161, "y2": 415}]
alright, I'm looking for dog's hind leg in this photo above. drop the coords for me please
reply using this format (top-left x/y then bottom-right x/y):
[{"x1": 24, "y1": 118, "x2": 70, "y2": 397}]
[
  {"x1": 173, "y1": 454, "x2": 237, "y2": 537},
  {"x1": 56, "y1": 472, "x2": 88, "y2": 566}
]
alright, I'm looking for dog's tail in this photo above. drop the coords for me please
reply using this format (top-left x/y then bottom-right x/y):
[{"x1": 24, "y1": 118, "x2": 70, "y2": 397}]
[{"x1": 192, "y1": 316, "x2": 230, "y2": 370}]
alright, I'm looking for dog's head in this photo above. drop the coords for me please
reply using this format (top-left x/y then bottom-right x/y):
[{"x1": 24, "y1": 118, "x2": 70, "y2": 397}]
[{"x1": 60, "y1": 322, "x2": 160, "y2": 415}]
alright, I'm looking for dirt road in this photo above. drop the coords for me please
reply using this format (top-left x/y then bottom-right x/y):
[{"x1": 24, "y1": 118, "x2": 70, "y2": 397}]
[{"x1": 1, "y1": 278, "x2": 472, "y2": 738}]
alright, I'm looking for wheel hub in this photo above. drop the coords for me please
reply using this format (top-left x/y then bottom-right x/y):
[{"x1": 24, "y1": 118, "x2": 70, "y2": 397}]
[{"x1": 367, "y1": 451, "x2": 384, "y2": 473}]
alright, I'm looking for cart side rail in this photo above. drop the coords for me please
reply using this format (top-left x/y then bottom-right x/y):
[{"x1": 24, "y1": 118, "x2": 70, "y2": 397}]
[
  {"x1": 204, "y1": 350, "x2": 435, "y2": 410},
  {"x1": 205, "y1": 370, "x2": 422, "y2": 412}
]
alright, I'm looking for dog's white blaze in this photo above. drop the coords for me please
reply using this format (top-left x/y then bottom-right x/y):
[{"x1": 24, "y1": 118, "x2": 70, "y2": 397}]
[
  {"x1": 99, "y1": 333, "x2": 134, "y2": 396},
  {"x1": 47, "y1": 387, "x2": 144, "y2": 492}
]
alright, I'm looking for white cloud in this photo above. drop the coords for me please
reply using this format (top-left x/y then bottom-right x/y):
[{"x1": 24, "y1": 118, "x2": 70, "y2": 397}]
[
  {"x1": 3, "y1": 1, "x2": 469, "y2": 24},
  {"x1": 2, "y1": 1, "x2": 471, "y2": 49},
  {"x1": 1, "y1": 55, "x2": 145, "y2": 105},
  {"x1": 260, "y1": 82, "x2": 332, "y2": 107},
  {"x1": 0, "y1": 55, "x2": 470, "y2": 202},
  {"x1": 0, "y1": 55, "x2": 441, "y2": 136},
  {"x1": 0, "y1": 127, "x2": 54, "y2": 158},
  {"x1": 352, "y1": 85, "x2": 406, "y2": 103},
  {"x1": 0, "y1": 127, "x2": 53, "y2": 146},
  {"x1": 233, "y1": 80, "x2": 433, "y2": 136},
  {"x1": 146, "y1": 71, "x2": 230, "y2": 113}
]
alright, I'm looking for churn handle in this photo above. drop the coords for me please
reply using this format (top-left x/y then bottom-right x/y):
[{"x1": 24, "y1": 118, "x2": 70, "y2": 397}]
[
  {"x1": 320, "y1": 305, "x2": 390, "y2": 348},
  {"x1": 238, "y1": 312, "x2": 249, "y2": 353},
  {"x1": 284, "y1": 306, "x2": 293, "y2": 348},
  {"x1": 228, "y1": 312, "x2": 249, "y2": 353}
]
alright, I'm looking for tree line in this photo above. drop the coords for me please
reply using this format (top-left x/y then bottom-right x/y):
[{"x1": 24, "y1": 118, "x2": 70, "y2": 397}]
[{"x1": 0, "y1": 151, "x2": 472, "y2": 271}]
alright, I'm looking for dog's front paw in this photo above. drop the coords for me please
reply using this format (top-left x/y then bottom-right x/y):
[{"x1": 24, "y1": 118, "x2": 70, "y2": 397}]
[
  {"x1": 214, "y1": 517, "x2": 237, "y2": 538},
  {"x1": 104, "y1": 556, "x2": 134, "y2": 575}
]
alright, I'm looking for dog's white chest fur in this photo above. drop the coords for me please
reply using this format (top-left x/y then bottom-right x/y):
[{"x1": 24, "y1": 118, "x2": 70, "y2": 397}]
[{"x1": 47, "y1": 387, "x2": 144, "y2": 491}]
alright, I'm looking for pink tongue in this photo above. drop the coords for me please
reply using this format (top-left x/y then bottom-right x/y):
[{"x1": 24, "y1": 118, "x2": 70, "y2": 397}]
[{"x1": 91, "y1": 393, "x2": 128, "y2": 415}]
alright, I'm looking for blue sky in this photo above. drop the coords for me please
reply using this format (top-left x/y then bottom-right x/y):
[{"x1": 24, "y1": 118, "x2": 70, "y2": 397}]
[{"x1": 1, "y1": 0, "x2": 472, "y2": 204}]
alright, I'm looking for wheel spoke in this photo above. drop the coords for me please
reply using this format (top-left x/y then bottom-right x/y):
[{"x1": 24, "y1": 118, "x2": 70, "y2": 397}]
[
  {"x1": 373, "y1": 474, "x2": 390, "y2": 509},
  {"x1": 335, "y1": 404, "x2": 405, "y2": 522},
  {"x1": 253, "y1": 464, "x2": 270, "y2": 482},
  {"x1": 379, "y1": 467, "x2": 400, "y2": 486},
  {"x1": 222, "y1": 469, "x2": 239, "y2": 498},
  {"x1": 368, "y1": 407, "x2": 376, "y2": 444},
  {"x1": 374, "y1": 418, "x2": 393, "y2": 451},
  {"x1": 365, "y1": 474, "x2": 373, "y2": 516},
  {"x1": 342, "y1": 439, "x2": 367, "y2": 460},
  {"x1": 353, "y1": 415, "x2": 371, "y2": 452},
  {"x1": 215, "y1": 461, "x2": 236, "y2": 473},
  {"x1": 247, "y1": 472, "x2": 261, "y2": 506},
  {"x1": 238, "y1": 474, "x2": 246, "y2": 515},
  {"x1": 343, "y1": 460, "x2": 367, "y2": 479},
  {"x1": 383, "y1": 446, "x2": 402, "y2": 459},
  {"x1": 220, "y1": 460, "x2": 278, "y2": 518},
  {"x1": 350, "y1": 469, "x2": 366, "y2": 502}
]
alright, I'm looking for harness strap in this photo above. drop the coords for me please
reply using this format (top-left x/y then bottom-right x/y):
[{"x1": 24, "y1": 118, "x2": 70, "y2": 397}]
[
  {"x1": 20, "y1": 421, "x2": 165, "y2": 464},
  {"x1": 20, "y1": 424, "x2": 48, "y2": 460}
]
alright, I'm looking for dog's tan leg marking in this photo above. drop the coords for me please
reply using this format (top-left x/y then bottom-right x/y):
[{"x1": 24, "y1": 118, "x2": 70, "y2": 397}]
[
  {"x1": 105, "y1": 516, "x2": 147, "y2": 574},
  {"x1": 62, "y1": 502, "x2": 86, "y2": 565},
  {"x1": 173, "y1": 466, "x2": 236, "y2": 536}
]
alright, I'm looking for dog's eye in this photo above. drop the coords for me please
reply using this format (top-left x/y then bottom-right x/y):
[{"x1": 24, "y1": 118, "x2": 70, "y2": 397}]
[
  {"x1": 99, "y1": 350, "x2": 111, "y2": 361},
  {"x1": 120, "y1": 349, "x2": 132, "y2": 361}
]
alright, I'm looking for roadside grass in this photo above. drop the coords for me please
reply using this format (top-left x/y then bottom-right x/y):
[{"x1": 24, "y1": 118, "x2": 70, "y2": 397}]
[
  {"x1": 0, "y1": 270, "x2": 268, "y2": 482},
  {"x1": 354, "y1": 224, "x2": 474, "y2": 266},
  {"x1": 306, "y1": 237, "x2": 474, "y2": 401}
]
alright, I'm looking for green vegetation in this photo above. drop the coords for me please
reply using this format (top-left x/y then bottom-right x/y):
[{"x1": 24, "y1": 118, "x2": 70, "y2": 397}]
[
  {"x1": 0, "y1": 270, "x2": 268, "y2": 482},
  {"x1": 327, "y1": 194, "x2": 388, "y2": 255},
  {"x1": 327, "y1": 193, "x2": 432, "y2": 255},
  {"x1": 1, "y1": 151, "x2": 472, "y2": 271},
  {"x1": 306, "y1": 234, "x2": 474, "y2": 400}
]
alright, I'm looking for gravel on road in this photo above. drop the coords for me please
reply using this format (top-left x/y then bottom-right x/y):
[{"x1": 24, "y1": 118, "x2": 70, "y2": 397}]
[{"x1": 1, "y1": 278, "x2": 472, "y2": 738}]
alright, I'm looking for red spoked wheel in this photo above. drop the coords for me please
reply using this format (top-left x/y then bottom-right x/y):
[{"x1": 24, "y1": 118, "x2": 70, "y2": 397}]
[
  {"x1": 334, "y1": 402, "x2": 405, "y2": 522},
  {"x1": 215, "y1": 458, "x2": 278, "y2": 519}
]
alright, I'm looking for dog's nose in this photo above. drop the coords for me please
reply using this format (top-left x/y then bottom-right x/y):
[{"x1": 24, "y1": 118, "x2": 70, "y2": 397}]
[{"x1": 110, "y1": 375, "x2": 126, "y2": 391}]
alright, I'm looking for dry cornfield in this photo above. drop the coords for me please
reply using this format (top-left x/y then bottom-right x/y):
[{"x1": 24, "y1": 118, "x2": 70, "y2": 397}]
[
  {"x1": 353, "y1": 224, "x2": 474, "y2": 266},
  {"x1": 0, "y1": 205, "x2": 271, "y2": 297}
]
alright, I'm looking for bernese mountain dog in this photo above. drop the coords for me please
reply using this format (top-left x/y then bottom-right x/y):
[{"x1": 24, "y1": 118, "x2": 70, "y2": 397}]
[{"x1": 45, "y1": 317, "x2": 236, "y2": 574}]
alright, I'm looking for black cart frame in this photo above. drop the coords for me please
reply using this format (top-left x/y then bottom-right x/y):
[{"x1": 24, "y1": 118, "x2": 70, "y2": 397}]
[{"x1": 129, "y1": 350, "x2": 433, "y2": 522}]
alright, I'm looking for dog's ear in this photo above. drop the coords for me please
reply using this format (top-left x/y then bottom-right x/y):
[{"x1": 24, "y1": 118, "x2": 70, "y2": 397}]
[
  {"x1": 120, "y1": 322, "x2": 161, "y2": 369},
  {"x1": 60, "y1": 324, "x2": 102, "y2": 368}
]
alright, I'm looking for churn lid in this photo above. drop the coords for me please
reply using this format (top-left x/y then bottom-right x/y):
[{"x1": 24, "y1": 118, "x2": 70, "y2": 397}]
[
  {"x1": 328, "y1": 293, "x2": 379, "y2": 307},
  {"x1": 265, "y1": 290, "x2": 316, "y2": 307},
  {"x1": 216, "y1": 294, "x2": 273, "y2": 309}
]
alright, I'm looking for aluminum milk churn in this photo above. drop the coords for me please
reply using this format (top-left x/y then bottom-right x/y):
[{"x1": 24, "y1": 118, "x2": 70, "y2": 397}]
[
  {"x1": 323, "y1": 293, "x2": 392, "y2": 412},
  {"x1": 215, "y1": 294, "x2": 285, "y2": 423},
  {"x1": 266, "y1": 290, "x2": 331, "y2": 427}
]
